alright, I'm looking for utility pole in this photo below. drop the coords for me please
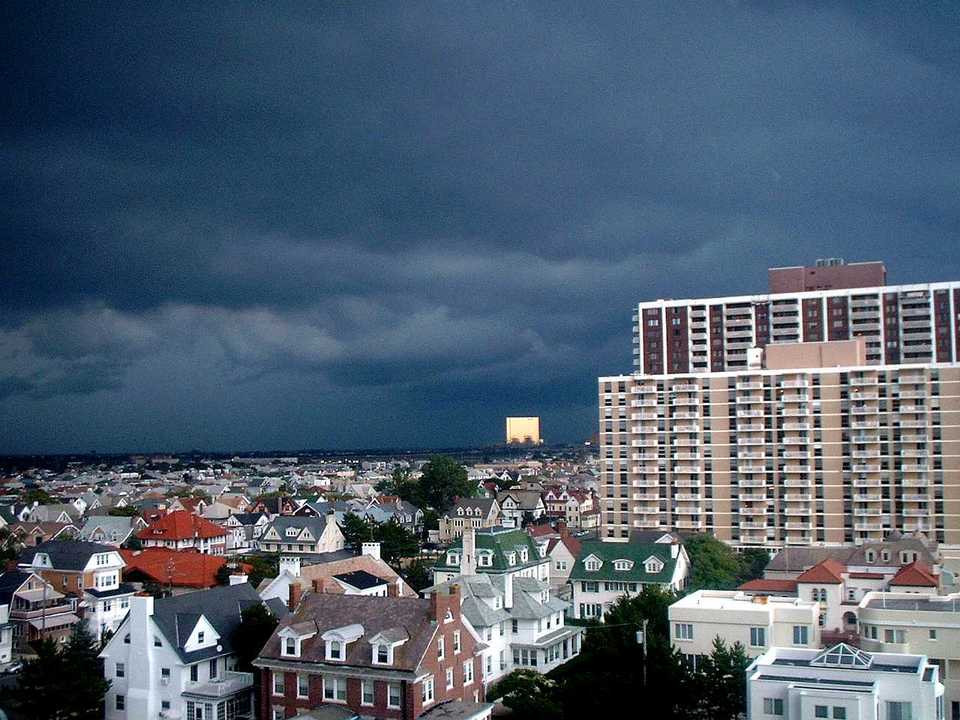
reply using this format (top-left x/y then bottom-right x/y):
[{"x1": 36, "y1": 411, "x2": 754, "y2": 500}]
[{"x1": 636, "y1": 618, "x2": 649, "y2": 687}]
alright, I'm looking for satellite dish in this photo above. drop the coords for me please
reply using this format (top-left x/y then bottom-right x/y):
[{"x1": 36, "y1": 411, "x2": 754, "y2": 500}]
[{"x1": 217, "y1": 644, "x2": 223, "y2": 652}]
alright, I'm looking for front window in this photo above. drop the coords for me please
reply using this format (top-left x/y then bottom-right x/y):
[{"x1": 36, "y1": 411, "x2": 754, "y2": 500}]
[
  {"x1": 297, "y1": 673, "x2": 309, "y2": 698},
  {"x1": 763, "y1": 698, "x2": 783, "y2": 716},
  {"x1": 815, "y1": 707, "x2": 828, "y2": 719},
  {"x1": 361, "y1": 680, "x2": 374, "y2": 706},
  {"x1": 209, "y1": 658, "x2": 217, "y2": 679},
  {"x1": 750, "y1": 627, "x2": 766, "y2": 647},
  {"x1": 388, "y1": 683, "x2": 401, "y2": 708},
  {"x1": 323, "y1": 676, "x2": 346, "y2": 702},
  {"x1": 445, "y1": 667, "x2": 454, "y2": 689},
  {"x1": 273, "y1": 672, "x2": 284, "y2": 695},
  {"x1": 453, "y1": 630, "x2": 461, "y2": 653},
  {"x1": 464, "y1": 660, "x2": 474, "y2": 685},
  {"x1": 421, "y1": 676, "x2": 434, "y2": 706},
  {"x1": 793, "y1": 625, "x2": 809, "y2": 646},
  {"x1": 675, "y1": 623, "x2": 693, "y2": 641},
  {"x1": 886, "y1": 702, "x2": 912, "y2": 720},
  {"x1": 115, "y1": 695, "x2": 125, "y2": 711},
  {"x1": 437, "y1": 637, "x2": 445, "y2": 660}
]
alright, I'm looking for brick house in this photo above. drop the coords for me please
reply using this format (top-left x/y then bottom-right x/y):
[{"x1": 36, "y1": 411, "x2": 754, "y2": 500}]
[{"x1": 254, "y1": 587, "x2": 489, "y2": 720}]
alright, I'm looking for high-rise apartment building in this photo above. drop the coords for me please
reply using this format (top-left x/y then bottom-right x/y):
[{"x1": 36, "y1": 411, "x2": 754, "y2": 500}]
[
  {"x1": 603, "y1": 261, "x2": 960, "y2": 549},
  {"x1": 633, "y1": 264, "x2": 959, "y2": 373}
]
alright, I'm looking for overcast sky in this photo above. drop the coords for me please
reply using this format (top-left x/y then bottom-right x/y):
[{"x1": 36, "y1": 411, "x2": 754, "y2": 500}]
[{"x1": 2, "y1": 3, "x2": 959, "y2": 453}]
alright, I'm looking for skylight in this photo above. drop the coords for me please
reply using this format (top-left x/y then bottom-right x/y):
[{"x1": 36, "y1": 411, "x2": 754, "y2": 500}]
[{"x1": 810, "y1": 643, "x2": 873, "y2": 669}]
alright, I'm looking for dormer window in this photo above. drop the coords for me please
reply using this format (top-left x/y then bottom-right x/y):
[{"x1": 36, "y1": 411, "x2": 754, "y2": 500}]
[
  {"x1": 377, "y1": 644, "x2": 390, "y2": 664},
  {"x1": 284, "y1": 638, "x2": 298, "y2": 657},
  {"x1": 478, "y1": 552, "x2": 493, "y2": 567},
  {"x1": 506, "y1": 552, "x2": 516, "y2": 566},
  {"x1": 881, "y1": 550, "x2": 890, "y2": 562},
  {"x1": 285, "y1": 527, "x2": 298, "y2": 537},
  {"x1": 584, "y1": 556, "x2": 602, "y2": 572},
  {"x1": 644, "y1": 557, "x2": 663, "y2": 574},
  {"x1": 327, "y1": 639, "x2": 343, "y2": 661},
  {"x1": 866, "y1": 550, "x2": 876, "y2": 562},
  {"x1": 447, "y1": 553, "x2": 460, "y2": 566},
  {"x1": 613, "y1": 559, "x2": 634, "y2": 571},
  {"x1": 519, "y1": 548, "x2": 528, "y2": 562}
]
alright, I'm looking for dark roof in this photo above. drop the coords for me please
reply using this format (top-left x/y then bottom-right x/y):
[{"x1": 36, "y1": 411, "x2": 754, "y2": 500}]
[
  {"x1": 334, "y1": 570, "x2": 387, "y2": 590},
  {"x1": 232, "y1": 512, "x2": 268, "y2": 525},
  {"x1": 0, "y1": 571, "x2": 33, "y2": 604},
  {"x1": 85, "y1": 582, "x2": 136, "y2": 599},
  {"x1": 19, "y1": 540, "x2": 117, "y2": 570},
  {"x1": 264, "y1": 597, "x2": 291, "y2": 620},
  {"x1": 258, "y1": 593, "x2": 440, "y2": 673},
  {"x1": 569, "y1": 539, "x2": 678, "y2": 583},
  {"x1": 151, "y1": 582, "x2": 264, "y2": 663}
]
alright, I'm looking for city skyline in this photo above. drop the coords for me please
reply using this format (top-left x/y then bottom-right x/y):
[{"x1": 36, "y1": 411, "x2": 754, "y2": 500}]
[{"x1": 4, "y1": 4, "x2": 960, "y2": 453}]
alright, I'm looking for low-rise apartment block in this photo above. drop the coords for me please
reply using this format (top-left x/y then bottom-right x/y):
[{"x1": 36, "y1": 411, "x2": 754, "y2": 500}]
[
  {"x1": 746, "y1": 643, "x2": 944, "y2": 720},
  {"x1": 858, "y1": 591, "x2": 960, "y2": 720},
  {"x1": 669, "y1": 590, "x2": 820, "y2": 666}
]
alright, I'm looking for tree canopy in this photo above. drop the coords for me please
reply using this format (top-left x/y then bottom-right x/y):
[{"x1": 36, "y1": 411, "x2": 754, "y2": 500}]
[
  {"x1": 231, "y1": 604, "x2": 279, "y2": 672},
  {"x1": 684, "y1": 534, "x2": 769, "y2": 592},
  {"x1": 415, "y1": 455, "x2": 475, "y2": 510}
]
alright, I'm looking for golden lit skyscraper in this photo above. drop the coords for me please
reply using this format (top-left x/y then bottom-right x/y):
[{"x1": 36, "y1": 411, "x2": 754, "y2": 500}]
[{"x1": 506, "y1": 416, "x2": 543, "y2": 445}]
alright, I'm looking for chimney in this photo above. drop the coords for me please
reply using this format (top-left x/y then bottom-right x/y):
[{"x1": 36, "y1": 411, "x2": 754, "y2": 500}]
[
  {"x1": 279, "y1": 555, "x2": 301, "y2": 578},
  {"x1": 460, "y1": 528, "x2": 477, "y2": 576},
  {"x1": 362, "y1": 542, "x2": 381, "y2": 560},
  {"x1": 387, "y1": 581, "x2": 399, "y2": 597},
  {"x1": 288, "y1": 582, "x2": 302, "y2": 610},
  {"x1": 127, "y1": 594, "x2": 158, "y2": 717},
  {"x1": 503, "y1": 571, "x2": 513, "y2": 609},
  {"x1": 228, "y1": 573, "x2": 248, "y2": 586},
  {"x1": 671, "y1": 543, "x2": 679, "y2": 559},
  {"x1": 557, "y1": 521, "x2": 569, "y2": 538},
  {"x1": 312, "y1": 578, "x2": 325, "y2": 594}
]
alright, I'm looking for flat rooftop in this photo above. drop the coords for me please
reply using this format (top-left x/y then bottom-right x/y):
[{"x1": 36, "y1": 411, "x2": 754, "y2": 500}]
[
  {"x1": 672, "y1": 590, "x2": 815, "y2": 611},
  {"x1": 863, "y1": 595, "x2": 960, "y2": 614}
]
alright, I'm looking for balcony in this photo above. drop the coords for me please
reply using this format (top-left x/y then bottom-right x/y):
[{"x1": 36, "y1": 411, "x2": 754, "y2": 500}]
[
  {"x1": 783, "y1": 478, "x2": 811, "y2": 488},
  {"x1": 674, "y1": 438, "x2": 699, "y2": 447},
  {"x1": 851, "y1": 434, "x2": 879, "y2": 443},
  {"x1": 738, "y1": 464, "x2": 766, "y2": 474},
  {"x1": 741, "y1": 521, "x2": 767, "y2": 530},
  {"x1": 673, "y1": 493, "x2": 700, "y2": 501},
  {"x1": 673, "y1": 478, "x2": 701, "y2": 487},
  {"x1": 675, "y1": 505, "x2": 702, "y2": 515},
  {"x1": 853, "y1": 477, "x2": 882, "y2": 488},
  {"x1": 631, "y1": 398, "x2": 658, "y2": 407},
  {"x1": 852, "y1": 464, "x2": 880, "y2": 473},
  {"x1": 737, "y1": 437, "x2": 765, "y2": 446},
  {"x1": 898, "y1": 390, "x2": 926, "y2": 399},
  {"x1": 737, "y1": 409, "x2": 764, "y2": 418},
  {"x1": 631, "y1": 412, "x2": 659, "y2": 421},
  {"x1": 782, "y1": 493, "x2": 811, "y2": 502},
  {"x1": 781, "y1": 465, "x2": 809, "y2": 474},
  {"x1": 675, "y1": 520, "x2": 704, "y2": 530},
  {"x1": 850, "y1": 406, "x2": 875, "y2": 416},
  {"x1": 737, "y1": 381, "x2": 763, "y2": 390},
  {"x1": 902, "y1": 508, "x2": 929, "y2": 517},
  {"x1": 852, "y1": 450, "x2": 880, "y2": 459},
  {"x1": 671, "y1": 397, "x2": 699, "y2": 406},
  {"x1": 781, "y1": 435, "x2": 809, "y2": 446},
  {"x1": 185, "y1": 671, "x2": 254, "y2": 699},
  {"x1": 672, "y1": 411, "x2": 699, "y2": 420},
  {"x1": 851, "y1": 420, "x2": 880, "y2": 429},
  {"x1": 898, "y1": 419, "x2": 927, "y2": 428},
  {"x1": 785, "y1": 535, "x2": 814, "y2": 545},
  {"x1": 901, "y1": 478, "x2": 928, "y2": 488},
  {"x1": 782, "y1": 379, "x2": 808, "y2": 389},
  {"x1": 739, "y1": 492, "x2": 768, "y2": 501},
  {"x1": 781, "y1": 393, "x2": 809, "y2": 403},
  {"x1": 631, "y1": 439, "x2": 658, "y2": 448},
  {"x1": 783, "y1": 422, "x2": 809, "y2": 432},
  {"x1": 739, "y1": 507, "x2": 767, "y2": 516},
  {"x1": 853, "y1": 494, "x2": 882, "y2": 502},
  {"x1": 738, "y1": 478, "x2": 766, "y2": 488},
  {"x1": 781, "y1": 450, "x2": 808, "y2": 459},
  {"x1": 675, "y1": 452, "x2": 701, "y2": 460},
  {"x1": 901, "y1": 494, "x2": 928, "y2": 502},
  {"x1": 672, "y1": 383, "x2": 699, "y2": 392},
  {"x1": 633, "y1": 425, "x2": 658, "y2": 435},
  {"x1": 781, "y1": 407, "x2": 809, "y2": 417},
  {"x1": 849, "y1": 376, "x2": 879, "y2": 386},
  {"x1": 901, "y1": 464, "x2": 928, "y2": 472},
  {"x1": 899, "y1": 448, "x2": 926, "y2": 458},
  {"x1": 784, "y1": 522, "x2": 812, "y2": 530},
  {"x1": 854, "y1": 523, "x2": 884, "y2": 532},
  {"x1": 738, "y1": 423, "x2": 764, "y2": 432},
  {"x1": 673, "y1": 424, "x2": 699, "y2": 433},
  {"x1": 673, "y1": 465, "x2": 701, "y2": 474},
  {"x1": 738, "y1": 451, "x2": 763, "y2": 460},
  {"x1": 854, "y1": 508, "x2": 884, "y2": 517},
  {"x1": 632, "y1": 493, "x2": 659, "y2": 501}
]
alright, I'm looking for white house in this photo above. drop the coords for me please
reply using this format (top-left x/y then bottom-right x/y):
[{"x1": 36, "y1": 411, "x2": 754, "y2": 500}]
[
  {"x1": 669, "y1": 590, "x2": 821, "y2": 667},
  {"x1": 746, "y1": 643, "x2": 944, "y2": 720},
  {"x1": 100, "y1": 582, "x2": 265, "y2": 720},
  {"x1": 257, "y1": 515, "x2": 345, "y2": 555}
]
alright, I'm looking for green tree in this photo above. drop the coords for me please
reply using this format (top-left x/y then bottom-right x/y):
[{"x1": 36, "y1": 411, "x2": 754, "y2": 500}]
[
  {"x1": 341, "y1": 512, "x2": 374, "y2": 551},
  {"x1": 231, "y1": 603, "x2": 279, "y2": 672},
  {"x1": 684, "y1": 533, "x2": 744, "y2": 592},
  {"x1": 375, "y1": 467, "x2": 415, "y2": 498},
  {"x1": 22, "y1": 488, "x2": 55, "y2": 505},
  {"x1": 737, "y1": 548, "x2": 770, "y2": 585},
  {"x1": 416, "y1": 455, "x2": 474, "y2": 511},
  {"x1": 487, "y1": 669, "x2": 562, "y2": 719},
  {"x1": 61, "y1": 621, "x2": 112, "y2": 719},
  {"x1": 400, "y1": 559, "x2": 433, "y2": 592},
  {"x1": 246, "y1": 554, "x2": 279, "y2": 589},
  {"x1": 215, "y1": 563, "x2": 233, "y2": 586},
  {"x1": 695, "y1": 637, "x2": 751, "y2": 720},
  {"x1": 108, "y1": 505, "x2": 140, "y2": 517},
  {"x1": 5, "y1": 638, "x2": 68, "y2": 719},
  {"x1": 372, "y1": 521, "x2": 419, "y2": 565}
]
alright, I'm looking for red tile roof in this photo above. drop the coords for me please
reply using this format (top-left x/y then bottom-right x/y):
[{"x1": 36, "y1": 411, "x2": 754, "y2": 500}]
[
  {"x1": 889, "y1": 560, "x2": 938, "y2": 588},
  {"x1": 120, "y1": 548, "x2": 250, "y2": 588},
  {"x1": 137, "y1": 510, "x2": 226, "y2": 541},
  {"x1": 738, "y1": 578, "x2": 799, "y2": 594},
  {"x1": 547, "y1": 534, "x2": 582, "y2": 558},
  {"x1": 796, "y1": 558, "x2": 845, "y2": 584}
]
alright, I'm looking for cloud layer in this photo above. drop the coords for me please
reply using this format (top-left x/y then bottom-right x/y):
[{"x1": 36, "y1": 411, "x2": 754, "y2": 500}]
[{"x1": 2, "y1": 3, "x2": 959, "y2": 451}]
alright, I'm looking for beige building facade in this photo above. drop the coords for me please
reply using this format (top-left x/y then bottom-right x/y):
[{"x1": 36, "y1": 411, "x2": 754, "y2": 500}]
[
  {"x1": 506, "y1": 416, "x2": 542, "y2": 445},
  {"x1": 598, "y1": 361, "x2": 960, "y2": 548}
]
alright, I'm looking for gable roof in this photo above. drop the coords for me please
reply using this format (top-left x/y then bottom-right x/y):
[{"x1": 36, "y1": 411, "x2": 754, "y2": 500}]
[
  {"x1": 795, "y1": 558, "x2": 845, "y2": 585},
  {"x1": 262, "y1": 515, "x2": 330, "y2": 539},
  {"x1": 150, "y1": 582, "x2": 263, "y2": 663},
  {"x1": 446, "y1": 498, "x2": 497, "y2": 518},
  {"x1": 434, "y1": 527, "x2": 543, "y2": 574},
  {"x1": 257, "y1": 593, "x2": 443, "y2": 673},
  {"x1": 569, "y1": 539, "x2": 678, "y2": 583},
  {"x1": 546, "y1": 534, "x2": 581, "y2": 558},
  {"x1": 137, "y1": 510, "x2": 227, "y2": 541},
  {"x1": 889, "y1": 561, "x2": 938, "y2": 588},
  {"x1": 0, "y1": 570, "x2": 34, "y2": 605},
  {"x1": 120, "y1": 548, "x2": 250, "y2": 588},
  {"x1": 19, "y1": 540, "x2": 118, "y2": 570}
]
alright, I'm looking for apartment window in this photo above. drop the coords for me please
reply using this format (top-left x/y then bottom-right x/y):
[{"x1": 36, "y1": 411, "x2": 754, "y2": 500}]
[
  {"x1": 161, "y1": 667, "x2": 170, "y2": 684},
  {"x1": 445, "y1": 667, "x2": 454, "y2": 690},
  {"x1": 763, "y1": 698, "x2": 783, "y2": 716},
  {"x1": 750, "y1": 627, "x2": 766, "y2": 647},
  {"x1": 273, "y1": 672, "x2": 284, "y2": 695},
  {"x1": 929, "y1": 629, "x2": 937, "y2": 640},
  {"x1": 815, "y1": 707, "x2": 828, "y2": 719},
  {"x1": 388, "y1": 683, "x2": 401, "y2": 709},
  {"x1": 361, "y1": 679, "x2": 374, "y2": 705},
  {"x1": 464, "y1": 660, "x2": 474, "y2": 685},
  {"x1": 884, "y1": 628, "x2": 905, "y2": 643},
  {"x1": 297, "y1": 673, "x2": 309, "y2": 698},
  {"x1": 421, "y1": 676, "x2": 435, "y2": 706},
  {"x1": 885, "y1": 701, "x2": 912, "y2": 720},
  {"x1": 833, "y1": 708, "x2": 847, "y2": 720},
  {"x1": 323, "y1": 676, "x2": 347, "y2": 702},
  {"x1": 123, "y1": 633, "x2": 130, "y2": 644},
  {"x1": 437, "y1": 637, "x2": 445, "y2": 660},
  {"x1": 675, "y1": 623, "x2": 693, "y2": 641},
  {"x1": 115, "y1": 695, "x2": 125, "y2": 711},
  {"x1": 793, "y1": 625, "x2": 809, "y2": 646},
  {"x1": 208, "y1": 658, "x2": 217, "y2": 679},
  {"x1": 191, "y1": 664, "x2": 199, "y2": 682}
]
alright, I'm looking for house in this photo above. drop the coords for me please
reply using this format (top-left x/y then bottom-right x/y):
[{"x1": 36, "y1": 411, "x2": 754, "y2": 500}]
[
  {"x1": 746, "y1": 643, "x2": 943, "y2": 720},
  {"x1": 858, "y1": 591, "x2": 960, "y2": 718},
  {"x1": 253, "y1": 587, "x2": 491, "y2": 720},
  {"x1": 120, "y1": 548, "x2": 252, "y2": 593},
  {"x1": 19, "y1": 540, "x2": 134, "y2": 643},
  {"x1": 545, "y1": 532, "x2": 581, "y2": 591},
  {"x1": 78, "y1": 515, "x2": 147, "y2": 546},
  {"x1": 0, "y1": 579, "x2": 14, "y2": 667},
  {"x1": 0, "y1": 570, "x2": 80, "y2": 653},
  {"x1": 23, "y1": 503, "x2": 80, "y2": 525},
  {"x1": 99, "y1": 582, "x2": 265, "y2": 720},
  {"x1": 165, "y1": 496, "x2": 207, "y2": 515},
  {"x1": 251, "y1": 495, "x2": 298, "y2": 516},
  {"x1": 570, "y1": 538, "x2": 689, "y2": 621},
  {"x1": 222, "y1": 511, "x2": 270, "y2": 551},
  {"x1": 495, "y1": 490, "x2": 545, "y2": 528},
  {"x1": 668, "y1": 590, "x2": 821, "y2": 668},
  {"x1": 6, "y1": 521, "x2": 79, "y2": 546},
  {"x1": 425, "y1": 537, "x2": 583, "y2": 687},
  {"x1": 438, "y1": 499, "x2": 501, "y2": 543},
  {"x1": 258, "y1": 544, "x2": 416, "y2": 604},
  {"x1": 433, "y1": 527, "x2": 550, "y2": 586},
  {"x1": 257, "y1": 515, "x2": 346, "y2": 556},
  {"x1": 137, "y1": 510, "x2": 228, "y2": 555}
]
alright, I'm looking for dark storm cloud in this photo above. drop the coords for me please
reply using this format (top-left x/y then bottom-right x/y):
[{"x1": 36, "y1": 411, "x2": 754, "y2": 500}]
[{"x1": 1, "y1": 2, "x2": 959, "y2": 451}]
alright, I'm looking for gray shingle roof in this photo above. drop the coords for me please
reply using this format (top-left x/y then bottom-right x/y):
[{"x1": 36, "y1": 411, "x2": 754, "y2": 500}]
[
  {"x1": 19, "y1": 540, "x2": 117, "y2": 570},
  {"x1": 151, "y1": 582, "x2": 264, "y2": 663}
]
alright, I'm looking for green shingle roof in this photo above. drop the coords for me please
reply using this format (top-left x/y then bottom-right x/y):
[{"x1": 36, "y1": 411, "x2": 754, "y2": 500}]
[
  {"x1": 434, "y1": 527, "x2": 543, "y2": 573},
  {"x1": 569, "y1": 540, "x2": 677, "y2": 583}
]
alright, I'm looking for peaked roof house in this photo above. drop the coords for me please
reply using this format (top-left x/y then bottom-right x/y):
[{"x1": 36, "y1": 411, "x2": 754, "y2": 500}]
[
  {"x1": 570, "y1": 538, "x2": 689, "y2": 621},
  {"x1": 78, "y1": 515, "x2": 147, "y2": 547},
  {"x1": 253, "y1": 589, "x2": 492, "y2": 720},
  {"x1": 19, "y1": 539, "x2": 135, "y2": 643},
  {"x1": 495, "y1": 490, "x2": 545, "y2": 528},
  {"x1": 433, "y1": 527, "x2": 549, "y2": 585},
  {"x1": 438, "y1": 499, "x2": 501, "y2": 543},
  {"x1": 120, "y1": 548, "x2": 252, "y2": 593},
  {"x1": 257, "y1": 515, "x2": 346, "y2": 556},
  {"x1": 137, "y1": 510, "x2": 228, "y2": 555},
  {"x1": 0, "y1": 569, "x2": 79, "y2": 654},
  {"x1": 100, "y1": 582, "x2": 266, "y2": 720}
]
